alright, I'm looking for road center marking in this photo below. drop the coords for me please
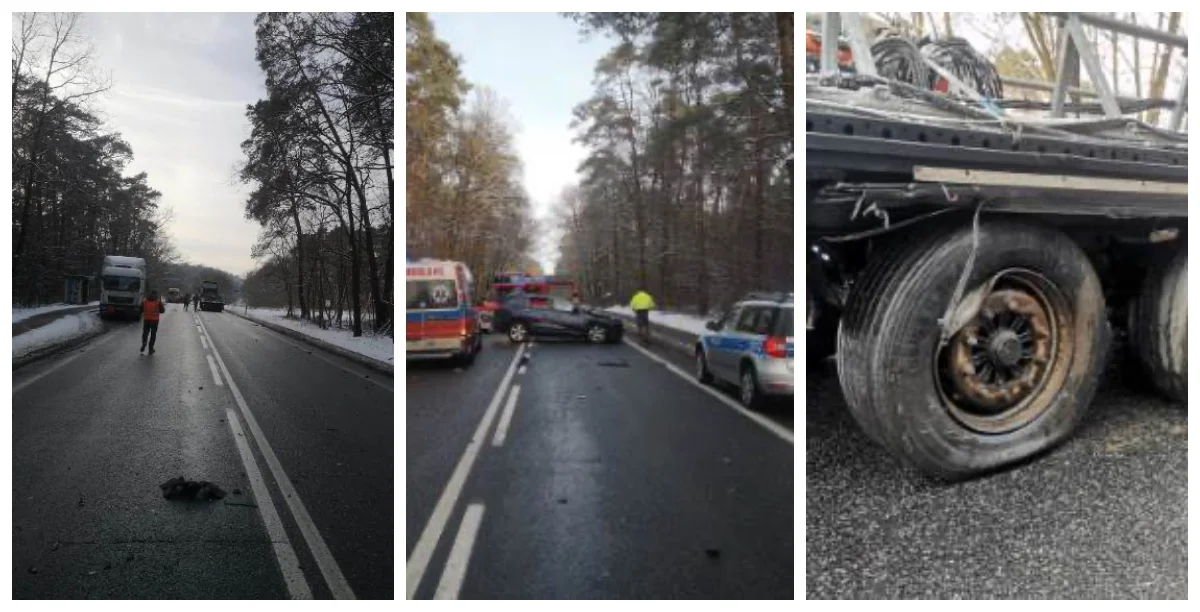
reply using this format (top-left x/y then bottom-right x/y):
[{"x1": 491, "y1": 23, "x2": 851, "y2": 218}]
[
  {"x1": 200, "y1": 335, "x2": 208, "y2": 350},
  {"x1": 622, "y1": 339, "x2": 794, "y2": 445},
  {"x1": 205, "y1": 355, "x2": 224, "y2": 386},
  {"x1": 222, "y1": 406, "x2": 312, "y2": 599},
  {"x1": 492, "y1": 385, "x2": 521, "y2": 447},
  {"x1": 407, "y1": 343, "x2": 525, "y2": 599},
  {"x1": 197, "y1": 315, "x2": 357, "y2": 599},
  {"x1": 433, "y1": 503, "x2": 486, "y2": 600}
]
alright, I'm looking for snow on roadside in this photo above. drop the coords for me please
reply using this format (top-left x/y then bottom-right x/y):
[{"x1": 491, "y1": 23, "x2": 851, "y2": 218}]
[
  {"x1": 239, "y1": 307, "x2": 394, "y2": 365},
  {"x1": 605, "y1": 306, "x2": 711, "y2": 337},
  {"x1": 12, "y1": 301, "x2": 99, "y2": 323},
  {"x1": 13, "y1": 311, "x2": 103, "y2": 359}
]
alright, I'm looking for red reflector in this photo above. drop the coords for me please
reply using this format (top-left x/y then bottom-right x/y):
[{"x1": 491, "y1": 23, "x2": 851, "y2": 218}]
[{"x1": 764, "y1": 336, "x2": 788, "y2": 358}]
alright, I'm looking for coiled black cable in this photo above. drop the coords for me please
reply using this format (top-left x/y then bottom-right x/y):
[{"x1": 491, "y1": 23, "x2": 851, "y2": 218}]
[
  {"x1": 919, "y1": 37, "x2": 1004, "y2": 99},
  {"x1": 871, "y1": 34, "x2": 929, "y2": 89}
]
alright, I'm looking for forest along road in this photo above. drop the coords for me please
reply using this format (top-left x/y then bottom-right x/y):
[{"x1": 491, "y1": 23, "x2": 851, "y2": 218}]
[
  {"x1": 406, "y1": 335, "x2": 794, "y2": 599},
  {"x1": 12, "y1": 304, "x2": 394, "y2": 600}
]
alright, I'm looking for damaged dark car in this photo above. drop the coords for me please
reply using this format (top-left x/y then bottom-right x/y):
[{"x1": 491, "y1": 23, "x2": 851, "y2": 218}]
[{"x1": 493, "y1": 295, "x2": 624, "y2": 344}]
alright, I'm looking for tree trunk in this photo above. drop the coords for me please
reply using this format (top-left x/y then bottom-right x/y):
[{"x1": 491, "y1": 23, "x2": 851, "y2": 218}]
[
  {"x1": 290, "y1": 198, "x2": 309, "y2": 320},
  {"x1": 776, "y1": 12, "x2": 794, "y2": 123},
  {"x1": 345, "y1": 171, "x2": 363, "y2": 337},
  {"x1": 350, "y1": 177, "x2": 386, "y2": 331}
]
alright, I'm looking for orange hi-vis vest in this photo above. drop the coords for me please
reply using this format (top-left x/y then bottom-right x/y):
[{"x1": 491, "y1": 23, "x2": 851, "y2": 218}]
[{"x1": 142, "y1": 298, "x2": 162, "y2": 322}]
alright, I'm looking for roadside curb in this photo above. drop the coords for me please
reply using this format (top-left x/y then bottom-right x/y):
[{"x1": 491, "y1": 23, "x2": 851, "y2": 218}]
[
  {"x1": 12, "y1": 304, "x2": 99, "y2": 336},
  {"x1": 13, "y1": 314, "x2": 109, "y2": 371},
  {"x1": 227, "y1": 308, "x2": 395, "y2": 377}
]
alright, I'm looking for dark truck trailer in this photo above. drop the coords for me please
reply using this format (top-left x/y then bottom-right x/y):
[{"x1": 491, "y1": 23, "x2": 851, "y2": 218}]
[
  {"x1": 806, "y1": 78, "x2": 1187, "y2": 480},
  {"x1": 199, "y1": 280, "x2": 224, "y2": 312}
]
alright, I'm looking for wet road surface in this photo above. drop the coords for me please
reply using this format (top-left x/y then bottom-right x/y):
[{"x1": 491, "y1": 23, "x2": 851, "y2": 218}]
[
  {"x1": 12, "y1": 304, "x2": 393, "y2": 599},
  {"x1": 805, "y1": 357, "x2": 1187, "y2": 599},
  {"x1": 406, "y1": 335, "x2": 795, "y2": 599}
]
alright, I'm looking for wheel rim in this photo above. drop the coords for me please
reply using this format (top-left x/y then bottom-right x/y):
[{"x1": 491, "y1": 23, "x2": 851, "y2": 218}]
[
  {"x1": 588, "y1": 326, "x2": 606, "y2": 343},
  {"x1": 741, "y1": 371, "x2": 755, "y2": 405},
  {"x1": 696, "y1": 353, "x2": 706, "y2": 379},
  {"x1": 935, "y1": 269, "x2": 1071, "y2": 434},
  {"x1": 510, "y1": 325, "x2": 526, "y2": 342}
]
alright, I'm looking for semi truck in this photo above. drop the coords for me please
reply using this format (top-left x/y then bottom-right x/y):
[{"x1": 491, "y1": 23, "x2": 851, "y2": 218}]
[
  {"x1": 199, "y1": 280, "x2": 224, "y2": 312},
  {"x1": 807, "y1": 13, "x2": 1187, "y2": 479},
  {"x1": 99, "y1": 255, "x2": 147, "y2": 320}
]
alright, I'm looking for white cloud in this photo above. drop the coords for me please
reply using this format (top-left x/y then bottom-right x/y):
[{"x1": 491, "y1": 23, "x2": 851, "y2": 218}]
[{"x1": 75, "y1": 13, "x2": 265, "y2": 276}]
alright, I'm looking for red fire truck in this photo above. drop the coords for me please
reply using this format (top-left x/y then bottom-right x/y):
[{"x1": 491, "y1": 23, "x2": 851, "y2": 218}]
[{"x1": 477, "y1": 273, "x2": 577, "y2": 332}]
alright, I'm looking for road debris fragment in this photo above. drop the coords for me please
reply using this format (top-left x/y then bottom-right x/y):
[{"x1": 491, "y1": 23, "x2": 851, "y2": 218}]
[{"x1": 159, "y1": 477, "x2": 227, "y2": 501}]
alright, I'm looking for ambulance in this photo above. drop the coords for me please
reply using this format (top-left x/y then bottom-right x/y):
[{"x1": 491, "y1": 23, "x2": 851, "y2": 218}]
[{"x1": 406, "y1": 258, "x2": 483, "y2": 365}]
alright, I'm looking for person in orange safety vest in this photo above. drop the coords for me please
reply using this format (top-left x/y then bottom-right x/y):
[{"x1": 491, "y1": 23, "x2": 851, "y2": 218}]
[{"x1": 141, "y1": 289, "x2": 166, "y2": 354}]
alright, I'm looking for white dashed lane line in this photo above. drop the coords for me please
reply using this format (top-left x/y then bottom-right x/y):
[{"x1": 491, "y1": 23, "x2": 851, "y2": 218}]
[
  {"x1": 406, "y1": 343, "x2": 525, "y2": 598},
  {"x1": 492, "y1": 385, "x2": 521, "y2": 447},
  {"x1": 206, "y1": 354, "x2": 225, "y2": 386}
]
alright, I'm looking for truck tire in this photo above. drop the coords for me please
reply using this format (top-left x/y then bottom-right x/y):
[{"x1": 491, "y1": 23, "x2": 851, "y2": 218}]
[
  {"x1": 1128, "y1": 247, "x2": 1186, "y2": 403},
  {"x1": 836, "y1": 219, "x2": 1109, "y2": 480},
  {"x1": 807, "y1": 311, "x2": 838, "y2": 368}
]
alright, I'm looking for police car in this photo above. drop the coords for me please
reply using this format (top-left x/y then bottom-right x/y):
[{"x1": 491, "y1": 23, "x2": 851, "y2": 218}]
[{"x1": 694, "y1": 292, "x2": 795, "y2": 410}]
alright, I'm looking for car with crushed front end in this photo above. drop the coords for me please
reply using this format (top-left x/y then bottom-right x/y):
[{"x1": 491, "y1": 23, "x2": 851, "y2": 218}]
[{"x1": 493, "y1": 295, "x2": 623, "y2": 344}]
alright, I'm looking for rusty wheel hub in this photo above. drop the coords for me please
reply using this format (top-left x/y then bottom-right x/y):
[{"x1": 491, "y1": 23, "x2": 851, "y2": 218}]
[{"x1": 944, "y1": 289, "x2": 1054, "y2": 415}]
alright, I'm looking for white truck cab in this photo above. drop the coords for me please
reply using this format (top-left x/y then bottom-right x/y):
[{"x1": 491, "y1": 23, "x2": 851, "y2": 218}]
[{"x1": 100, "y1": 255, "x2": 146, "y2": 320}]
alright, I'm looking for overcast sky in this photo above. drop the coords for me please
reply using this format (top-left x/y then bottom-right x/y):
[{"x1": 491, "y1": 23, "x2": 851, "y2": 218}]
[
  {"x1": 76, "y1": 13, "x2": 265, "y2": 277},
  {"x1": 428, "y1": 13, "x2": 614, "y2": 273}
]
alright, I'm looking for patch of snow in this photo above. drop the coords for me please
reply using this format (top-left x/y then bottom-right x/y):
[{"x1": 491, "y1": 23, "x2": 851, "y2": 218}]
[
  {"x1": 605, "y1": 306, "x2": 712, "y2": 337},
  {"x1": 12, "y1": 302, "x2": 99, "y2": 323},
  {"x1": 239, "y1": 307, "x2": 394, "y2": 364},
  {"x1": 13, "y1": 311, "x2": 103, "y2": 358}
]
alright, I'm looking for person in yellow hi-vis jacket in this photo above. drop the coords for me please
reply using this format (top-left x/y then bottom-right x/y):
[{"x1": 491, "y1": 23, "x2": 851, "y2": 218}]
[{"x1": 629, "y1": 289, "x2": 656, "y2": 344}]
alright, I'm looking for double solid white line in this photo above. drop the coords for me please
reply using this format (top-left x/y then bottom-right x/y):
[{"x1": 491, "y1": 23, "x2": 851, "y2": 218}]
[
  {"x1": 433, "y1": 503, "x2": 486, "y2": 599},
  {"x1": 196, "y1": 314, "x2": 355, "y2": 599},
  {"x1": 407, "y1": 343, "x2": 526, "y2": 599}
]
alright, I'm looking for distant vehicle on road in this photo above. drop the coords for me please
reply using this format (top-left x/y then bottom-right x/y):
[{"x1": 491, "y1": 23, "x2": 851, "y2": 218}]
[
  {"x1": 166, "y1": 288, "x2": 182, "y2": 303},
  {"x1": 695, "y1": 292, "x2": 795, "y2": 410},
  {"x1": 199, "y1": 280, "x2": 224, "y2": 312},
  {"x1": 99, "y1": 255, "x2": 146, "y2": 320},
  {"x1": 494, "y1": 294, "x2": 623, "y2": 344},
  {"x1": 406, "y1": 258, "x2": 482, "y2": 365},
  {"x1": 478, "y1": 273, "x2": 576, "y2": 332}
]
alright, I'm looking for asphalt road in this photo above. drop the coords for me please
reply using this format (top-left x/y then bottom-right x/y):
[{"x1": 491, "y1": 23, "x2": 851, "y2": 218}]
[
  {"x1": 805, "y1": 356, "x2": 1188, "y2": 599},
  {"x1": 406, "y1": 334, "x2": 795, "y2": 599},
  {"x1": 12, "y1": 304, "x2": 393, "y2": 599}
]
